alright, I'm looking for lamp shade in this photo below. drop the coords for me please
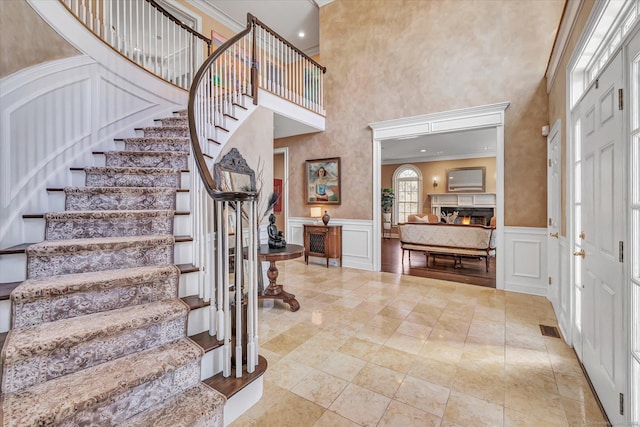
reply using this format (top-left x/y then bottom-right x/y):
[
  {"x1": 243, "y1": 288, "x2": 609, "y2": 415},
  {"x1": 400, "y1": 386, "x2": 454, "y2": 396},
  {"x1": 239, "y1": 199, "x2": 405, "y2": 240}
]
[{"x1": 310, "y1": 207, "x2": 322, "y2": 218}]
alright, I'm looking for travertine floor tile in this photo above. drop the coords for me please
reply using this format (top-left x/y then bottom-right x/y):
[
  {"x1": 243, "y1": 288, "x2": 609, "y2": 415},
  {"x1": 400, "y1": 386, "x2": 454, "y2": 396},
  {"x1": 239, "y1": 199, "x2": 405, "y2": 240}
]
[
  {"x1": 329, "y1": 383, "x2": 391, "y2": 427},
  {"x1": 441, "y1": 391, "x2": 503, "y2": 427},
  {"x1": 395, "y1": 375, "x2": 450, "y2": 417},
  {"x1": 352, "y1": 363, "x2": 405, "y2": 398},
  {"x1": 231, "y1": 260, "x2": 606, "y2": 427},
  {"x1": 291, "y1": 368, "x2": 349, "y2": 408},
  {"x1": 378, "y1": 400, "x2": 441, "y2": 427}
]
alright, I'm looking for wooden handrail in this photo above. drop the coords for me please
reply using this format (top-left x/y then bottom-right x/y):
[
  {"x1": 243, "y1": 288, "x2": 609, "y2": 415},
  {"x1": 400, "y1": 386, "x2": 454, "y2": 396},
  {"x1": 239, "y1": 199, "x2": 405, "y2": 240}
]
[
  {"x1": 247, "y1": 13, "x2": 326, "y2": 73},
  {"x1": 147, "y1": 0, "x2": 212, "y2": 48},
  {"x1": 187, "y1": 23, "x2": 254, "y2": 201}
]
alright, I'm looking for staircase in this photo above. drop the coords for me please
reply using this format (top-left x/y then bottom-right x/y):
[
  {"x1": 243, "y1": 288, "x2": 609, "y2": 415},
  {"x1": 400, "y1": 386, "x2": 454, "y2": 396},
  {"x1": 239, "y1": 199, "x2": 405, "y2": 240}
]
[{"x1": 0, "y1": 112, "x2": 228, "y2": 426}]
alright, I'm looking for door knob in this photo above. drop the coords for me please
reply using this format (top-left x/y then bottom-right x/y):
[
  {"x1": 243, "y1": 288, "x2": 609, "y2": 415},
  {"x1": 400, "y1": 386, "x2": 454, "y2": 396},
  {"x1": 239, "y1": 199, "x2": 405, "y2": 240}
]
[
  {"x1": 549, "y1": 232, "x2": 559, "y2": 238},
  {"x1": 573, "y1": 249, "x2": 585, "y2": 258}
]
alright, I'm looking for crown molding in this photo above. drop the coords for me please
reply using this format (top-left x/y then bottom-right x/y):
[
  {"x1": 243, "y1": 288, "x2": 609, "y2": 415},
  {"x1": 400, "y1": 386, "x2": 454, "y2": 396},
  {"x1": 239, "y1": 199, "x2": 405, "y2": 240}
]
[
  {"x1": 545, "y1": 0, "x2": 583, "y2": 93},
  {"x1": 314, "y1": 0, "x2": 335, "y2": 7},
  {"x1": 192, "y1": 0, "x2": 245, "y2": 33}
]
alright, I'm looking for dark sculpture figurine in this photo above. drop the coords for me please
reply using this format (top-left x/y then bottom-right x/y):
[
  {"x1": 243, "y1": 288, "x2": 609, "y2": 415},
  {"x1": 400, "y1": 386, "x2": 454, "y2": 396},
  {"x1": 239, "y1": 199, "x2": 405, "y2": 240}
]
[{"x1": 267, "y1": 213, "x2": 286, "y2": 249}]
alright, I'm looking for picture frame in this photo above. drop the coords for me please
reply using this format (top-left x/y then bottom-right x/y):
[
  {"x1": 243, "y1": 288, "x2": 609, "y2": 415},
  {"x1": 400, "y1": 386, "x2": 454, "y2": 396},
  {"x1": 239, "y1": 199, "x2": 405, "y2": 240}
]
[
  {"x1": 305, "y1": 157, "x2": 341, "y2": 204},
  {"x1": 446, "y1": 167, "x2": 486, "y2": 192},
  {"x1": 273, "y1": 178, "x2": 283, "y2": 212}
]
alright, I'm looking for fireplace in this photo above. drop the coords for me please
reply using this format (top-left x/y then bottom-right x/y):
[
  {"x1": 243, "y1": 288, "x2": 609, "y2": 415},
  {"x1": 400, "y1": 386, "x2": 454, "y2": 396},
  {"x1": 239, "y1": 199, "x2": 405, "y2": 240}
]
[{"x1": 440, "y1": 206, "x2": 495, "y2": 226}]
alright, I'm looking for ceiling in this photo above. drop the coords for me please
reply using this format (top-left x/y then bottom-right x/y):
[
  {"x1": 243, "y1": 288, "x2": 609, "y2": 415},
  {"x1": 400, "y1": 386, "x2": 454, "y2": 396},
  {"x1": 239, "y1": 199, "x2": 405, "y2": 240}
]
[
  {"x1": 381, "y1": 128, "x2": 497, "y2": 165},
  {"x1": 201, "y1": 0, "x2": 320, "y2": 55}
]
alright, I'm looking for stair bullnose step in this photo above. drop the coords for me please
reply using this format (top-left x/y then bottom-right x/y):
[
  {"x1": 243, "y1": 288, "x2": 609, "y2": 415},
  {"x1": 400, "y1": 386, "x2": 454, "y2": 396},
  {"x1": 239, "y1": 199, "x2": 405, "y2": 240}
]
[
  {"x1": 2, "y1": 299, "x2": 190, "y2": 393},
  {"x1": 44, "y1": 209, "x2": 175, "y2": 221},
  {"x1": 121, "y1": 383, "x2": 225, "y2": 427},
  {"x1": 11, "y1": 265, "x2": 180, "y2": 326},
  {"x1": 205, "y1": 355, "x2": 268, "y2": 399},
  {"x1": 1, "y1": 338, "x2": 203, "y2": 426}
]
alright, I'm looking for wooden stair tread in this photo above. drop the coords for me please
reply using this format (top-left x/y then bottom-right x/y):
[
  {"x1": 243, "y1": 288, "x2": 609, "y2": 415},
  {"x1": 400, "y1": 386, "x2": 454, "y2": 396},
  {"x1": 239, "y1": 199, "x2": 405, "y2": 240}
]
[
  {"x1": 175, "y1": 235, "x2": 193, "y2": 243},
  {"x1": 181, "y1": 295, "x2": 210, "y2": 310},
  {"x1": 177, "y1": 263, "x2": 199, "y2": 274},
  {"x1": 188, "y1": 331, "x2": 223, "y2": 353},
  {"x1": 204, "y1": 355, "x2": 267, "y2": 399},
  {"x1": 0, "y1": 243, "x2": 33, "y2": 255},
  {"x1": 0, "y1": 281, "x2": 21, "y2": 300}
]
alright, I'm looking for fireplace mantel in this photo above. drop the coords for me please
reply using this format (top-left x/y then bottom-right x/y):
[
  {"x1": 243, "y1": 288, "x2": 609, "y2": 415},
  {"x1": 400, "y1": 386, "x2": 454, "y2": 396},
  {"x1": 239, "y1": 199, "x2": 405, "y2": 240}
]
[{"x1": 429, "y1": 193, "x2": 496, "y2": 220}]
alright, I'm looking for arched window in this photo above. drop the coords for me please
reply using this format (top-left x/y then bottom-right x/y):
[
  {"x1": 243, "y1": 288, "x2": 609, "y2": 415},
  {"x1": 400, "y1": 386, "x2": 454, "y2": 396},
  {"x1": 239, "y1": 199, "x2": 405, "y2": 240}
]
[{"x1": 392, "y1": 165, "x2": 422, "y2": 224}]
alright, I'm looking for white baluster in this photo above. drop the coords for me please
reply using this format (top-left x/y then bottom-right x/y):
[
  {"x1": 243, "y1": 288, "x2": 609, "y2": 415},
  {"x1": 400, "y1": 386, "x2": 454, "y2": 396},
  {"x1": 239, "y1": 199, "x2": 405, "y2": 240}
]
[
  {"x1": 216, "y1": 200, "x2": 224, "y2": 340},
  {"x1": 223, "y1": 201, "x2": 231, "y2": 377}
]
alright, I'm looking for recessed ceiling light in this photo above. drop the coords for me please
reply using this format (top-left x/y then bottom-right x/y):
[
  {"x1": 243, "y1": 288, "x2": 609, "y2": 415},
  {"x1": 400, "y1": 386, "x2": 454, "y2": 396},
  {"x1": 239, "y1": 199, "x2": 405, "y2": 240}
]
[
  {"x1": 420, "y1": 149, "x2": 426, "y2": 153},
  {"x1": 483, "y1": 146, "x2": 489, "y2": 150},
  {"x1": 436, "y1": 151, "x2": 444, "y2": 154},
  {"x1": 298, "y1": 31, "x2": 305, "y2": 38}
]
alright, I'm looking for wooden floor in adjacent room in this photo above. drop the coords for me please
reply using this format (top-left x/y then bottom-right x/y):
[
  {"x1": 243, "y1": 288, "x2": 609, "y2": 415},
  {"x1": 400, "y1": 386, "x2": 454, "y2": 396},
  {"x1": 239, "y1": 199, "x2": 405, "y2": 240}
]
[{"x1": 381, "y1": 238, "x2": 496, "y2": 288}]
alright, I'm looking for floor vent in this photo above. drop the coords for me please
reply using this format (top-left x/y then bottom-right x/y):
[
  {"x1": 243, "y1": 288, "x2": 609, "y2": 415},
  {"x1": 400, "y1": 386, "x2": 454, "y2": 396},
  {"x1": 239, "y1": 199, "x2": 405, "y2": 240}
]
[{"x1": 539, "y1": 324, "x2": 561, "y2": 338}]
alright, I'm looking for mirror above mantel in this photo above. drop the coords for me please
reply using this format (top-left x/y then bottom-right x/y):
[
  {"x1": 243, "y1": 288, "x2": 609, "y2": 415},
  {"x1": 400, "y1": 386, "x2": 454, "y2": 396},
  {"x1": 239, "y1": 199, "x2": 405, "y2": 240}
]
[{"x1": 446, "y1": 167, "x2": 485, "y2": 192}]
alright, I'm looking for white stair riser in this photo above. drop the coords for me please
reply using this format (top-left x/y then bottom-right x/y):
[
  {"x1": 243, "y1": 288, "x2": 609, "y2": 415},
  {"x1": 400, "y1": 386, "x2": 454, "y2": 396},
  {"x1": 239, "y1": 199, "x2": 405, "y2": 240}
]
[
  {"x1": 0, "y1": 253, "x2": 26, "y2": 283},
  {"x1": 174, "y1": 240, "x2": 193, "y2": 265},
  {"x1": 187, "y1": 305, "x2": 210, "y2": 336},
  {"x1": 174, "y1": 214, "x2": 192, "y2": 236},
  {"x1": 179, "y1": 271, "x2": 200, "y2": 298},
  {"x1": 200, "y1": 345, "x2": 223, "y2": 381},
  {"x1": 0, "y1": 300, "x2": 11, "y2": 332}
]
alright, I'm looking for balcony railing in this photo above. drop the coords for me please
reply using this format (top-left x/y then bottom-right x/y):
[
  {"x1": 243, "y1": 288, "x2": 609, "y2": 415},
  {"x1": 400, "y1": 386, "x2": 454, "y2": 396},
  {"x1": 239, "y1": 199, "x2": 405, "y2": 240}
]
[{"x1": 60, "y1": 0, "x2": 211, "y2": 89}]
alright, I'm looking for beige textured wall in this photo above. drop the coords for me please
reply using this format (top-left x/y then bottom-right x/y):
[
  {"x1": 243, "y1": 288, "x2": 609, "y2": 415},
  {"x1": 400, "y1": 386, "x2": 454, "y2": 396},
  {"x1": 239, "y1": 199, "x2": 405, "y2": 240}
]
[
  {"x1": 222, "y1": 107, "x2": 274, "y2": 225},
  {"x1": 381, "y1": 157, "x2": 497, "y2": 213},
  {"x1": 548, "y1": 0, "x2": 596, "y2": 235},
  {"x1": 273, "y1": 152, "x2": 285, "y2": 233},
  {"x1": 0, "y1": 1, "x2": 79, "y2": 78},
  {"x1": 275, "y1": 0, "x2": 564, "y2": 226}
]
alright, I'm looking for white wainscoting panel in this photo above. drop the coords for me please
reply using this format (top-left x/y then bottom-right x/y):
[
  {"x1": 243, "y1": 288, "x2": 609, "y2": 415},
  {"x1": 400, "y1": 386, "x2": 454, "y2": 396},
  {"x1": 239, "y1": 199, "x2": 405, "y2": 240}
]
[
  {"x1": 0, "y1": 54, "x2": 186, "y2": 248},
  {"x1": 503, "y1": 227, "x2": 548, "y2": 296},
  {"x1": 288, "y1": 217, "x2": 375, "y2": 271}
]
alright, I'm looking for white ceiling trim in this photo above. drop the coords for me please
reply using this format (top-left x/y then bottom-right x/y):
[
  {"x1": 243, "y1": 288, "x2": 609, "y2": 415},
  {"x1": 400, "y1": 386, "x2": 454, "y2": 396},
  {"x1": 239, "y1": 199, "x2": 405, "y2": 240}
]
[
  {"x1": 545, "y1": 0, "x2": 584, "y2": 94},
  {"x1": 193, "y1": 0, "x2": 245, "y2": 33},
  {"x1": 369, "y1": 102, "x2": 511, "y2": 141},
  {"x1": 382, "y1": 152, "x2": 497, "y2": 165}
]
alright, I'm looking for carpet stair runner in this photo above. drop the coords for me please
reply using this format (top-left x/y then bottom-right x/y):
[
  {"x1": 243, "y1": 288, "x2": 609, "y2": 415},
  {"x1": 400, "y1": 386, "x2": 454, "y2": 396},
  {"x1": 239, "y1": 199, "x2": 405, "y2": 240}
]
[{"x1": 0, "y1": 111, "x2": 226, "y2": 426}]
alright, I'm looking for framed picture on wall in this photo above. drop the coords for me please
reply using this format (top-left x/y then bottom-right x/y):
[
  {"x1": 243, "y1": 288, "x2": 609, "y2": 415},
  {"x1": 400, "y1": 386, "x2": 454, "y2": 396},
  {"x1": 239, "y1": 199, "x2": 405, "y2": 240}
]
[
  {"x1": 305, "y1": 157, "x2": 341, "y2": 204},
  {"x1": 273, "y1": 178, "x2": 283, "y2": 212}
]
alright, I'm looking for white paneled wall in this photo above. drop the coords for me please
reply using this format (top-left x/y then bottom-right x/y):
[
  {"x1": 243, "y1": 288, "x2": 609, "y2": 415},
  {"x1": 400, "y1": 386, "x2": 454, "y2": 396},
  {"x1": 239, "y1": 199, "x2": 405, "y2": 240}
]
[
  {"x1": 288, "y1": 218, "x2": 375, "y2": 271},
  {"x1": 503, "y1": 227, "x2": 548, "y2": 296},
  {"x1": 0, "y1": 55, "x2": 186, "y2": 248}
]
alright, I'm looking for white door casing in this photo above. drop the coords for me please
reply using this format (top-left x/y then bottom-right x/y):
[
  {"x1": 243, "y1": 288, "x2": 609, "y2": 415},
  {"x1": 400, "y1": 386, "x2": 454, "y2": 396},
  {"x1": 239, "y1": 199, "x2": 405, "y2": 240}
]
[
  {"x1": 575, "y1": 51, "x2": 625, "y2": 425},
  {"x1": 547, "y1": 119, "x2": 562, "y2": 312}
]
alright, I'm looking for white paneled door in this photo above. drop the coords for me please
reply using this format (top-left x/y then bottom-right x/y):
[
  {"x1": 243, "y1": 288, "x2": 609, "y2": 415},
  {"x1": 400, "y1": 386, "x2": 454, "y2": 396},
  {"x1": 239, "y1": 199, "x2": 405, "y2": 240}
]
[{"x1": 576, "y1": 51, "x2": 625, "y2": 424}]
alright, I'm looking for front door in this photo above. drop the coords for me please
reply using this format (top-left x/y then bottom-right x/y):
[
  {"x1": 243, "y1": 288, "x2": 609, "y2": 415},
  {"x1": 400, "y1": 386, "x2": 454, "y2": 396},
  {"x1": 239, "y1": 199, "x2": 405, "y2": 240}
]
[{"x1": 576, "y1": 50, "x2": 625, "y2": 424}]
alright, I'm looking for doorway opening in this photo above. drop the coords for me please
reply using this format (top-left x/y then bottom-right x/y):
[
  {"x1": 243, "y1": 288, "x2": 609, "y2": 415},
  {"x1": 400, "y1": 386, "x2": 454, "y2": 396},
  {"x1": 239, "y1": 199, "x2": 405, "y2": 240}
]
[{"x1": 370, "y1": 102, "x2": 509, "y2": 289}]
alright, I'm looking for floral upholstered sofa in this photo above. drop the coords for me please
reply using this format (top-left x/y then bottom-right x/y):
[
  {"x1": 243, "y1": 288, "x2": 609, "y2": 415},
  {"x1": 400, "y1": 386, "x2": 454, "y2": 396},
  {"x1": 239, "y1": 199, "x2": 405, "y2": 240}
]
[{"x1": 398, "y1": 222, "x2": 496, "y2": 271}]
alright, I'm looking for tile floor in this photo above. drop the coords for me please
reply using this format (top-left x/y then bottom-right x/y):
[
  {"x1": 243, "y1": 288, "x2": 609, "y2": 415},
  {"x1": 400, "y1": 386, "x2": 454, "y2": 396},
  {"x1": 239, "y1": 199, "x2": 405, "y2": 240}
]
[{"x1": 231, "y1": 259, "x2": 607, "y2": 427}]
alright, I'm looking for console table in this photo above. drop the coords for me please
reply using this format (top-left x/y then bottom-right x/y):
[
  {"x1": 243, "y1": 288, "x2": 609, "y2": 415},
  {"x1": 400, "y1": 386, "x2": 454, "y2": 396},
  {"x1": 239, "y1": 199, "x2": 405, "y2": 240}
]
[
  {"x1": 257, "y1": 244, "x2": 303, "y2": 312},
  {"x1": 303, "y1": 224, "x2": 342, "y2": 268}
]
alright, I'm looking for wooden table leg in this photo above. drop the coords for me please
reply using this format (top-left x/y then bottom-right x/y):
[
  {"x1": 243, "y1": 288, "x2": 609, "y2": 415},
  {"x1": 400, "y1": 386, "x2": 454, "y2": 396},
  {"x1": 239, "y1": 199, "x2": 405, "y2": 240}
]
[{"x1": 260, "y1": 260, "x2": 300, "y2": 312}]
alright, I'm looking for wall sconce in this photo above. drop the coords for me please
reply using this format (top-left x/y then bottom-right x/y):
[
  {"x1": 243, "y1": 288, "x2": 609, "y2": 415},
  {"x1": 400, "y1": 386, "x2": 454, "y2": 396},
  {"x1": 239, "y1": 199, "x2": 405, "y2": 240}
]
[
  {"x1": 432, "y1": 177, "x2": 438, "y2": 189},
  {"x1": 310, "y1": 206, "x2": 322, "y2": 223}
]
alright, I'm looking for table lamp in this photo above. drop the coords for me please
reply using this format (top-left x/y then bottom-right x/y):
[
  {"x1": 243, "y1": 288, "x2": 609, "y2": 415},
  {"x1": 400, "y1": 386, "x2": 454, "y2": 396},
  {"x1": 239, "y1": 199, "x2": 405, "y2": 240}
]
[{"x1": 310, "y1": 207, "x2": 322, "y2": 223}]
